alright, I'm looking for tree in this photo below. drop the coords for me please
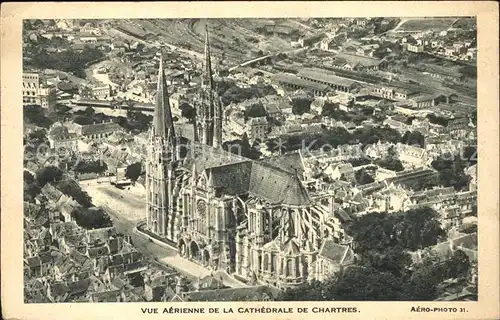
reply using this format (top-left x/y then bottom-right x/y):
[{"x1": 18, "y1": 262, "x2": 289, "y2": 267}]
[
  {"x1": 443, "y1": 249, "x2": 471, "y2": 279},
  {"x1": 401, "y1": 262, "x2": 441, "y2": 300},
  {"x1": 179, "y1": 103, "x2": 195, "y2": 122},
  {"x1": 355, "y1": 168, "x2": 374, "y2": 185},
  {"x1": 431, "y1": 154, "x2": 471, "y2": 191},
  {"x1": 277, "y1": 279, "x2": 327, "y2": 301},
  {"x1": 84, "y1": 106, "x2": 96, "y2": 118},
  {"x1": 56, "y1": 179, "x2": 93, "y2": 208},
  {"x1": 359, "y1": 245, "x2": 413, "y2": 278},
  {"x1": 330, "y1": 266, "x2": 403, "y2": 301},
  {"x1": 71, "y1": 207, "x2": 112, "y2": 229},
  {"x1": 55, "y1": 103, "x2": 71, "y2": 114},
  {"x1": 29, "y1": 46, "x2": 105, "y2": 79},
  {"x1": 27, "y1": 129, "x2": 48, "y2": 146},
  {"x1": 401, "y1": 131, "x2": 425, "y2": 148},
  {"x1": 70, "y1": 159, "x2": 107, "y2": 174},
  {"x1": 24, "y1": 105, "x2": 53, "y2": 128},
  {"x1": 24, "y1": 170, "x2": 41, "y2": 201},
  {"x1": 73, "y1": 115, "x2": 94, "y2": 125},
  {"x1": 394, "y1": 207, "x2": 446, "y2": 251},
  {"x1": 244, "y1": 103, "x2": 267, "y2": 119},
  {"x1": 426, "y1": 114, "x2": 449, "y2": 126},
  {"x1": 36, "y1": 166, "x2": 63, "y2": 186},
  {"x1": 321, "y1": 101, "x2": 341, "y2": 117},
  {"x1": 376, "y1": 157, "x2": 404, "y2": 172},
  {"x1": 125, "y1": 162, "x2": 142, "y2": 181},
  {"x1": 347, "y1": 212, "x2": 398, "y2": 252},
  {"x1": 291, "y1": 96, "x2": 313, "y2": 115}
]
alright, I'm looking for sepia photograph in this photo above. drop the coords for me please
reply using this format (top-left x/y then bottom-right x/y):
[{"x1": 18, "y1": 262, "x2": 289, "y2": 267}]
[
  {"x1": 2, "y1": 1, "x2": 499, "y2": 319},
  {"x1": 21, "y1": 16, "x2": 480, "y2": 303}
]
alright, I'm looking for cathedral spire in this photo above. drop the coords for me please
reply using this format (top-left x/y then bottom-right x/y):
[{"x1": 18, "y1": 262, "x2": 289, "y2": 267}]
[
  {"x1": 154, "y1": 54, "x2": 175, "y2": 139},
  {"x1": 203, "y1": 24, "x2": 213, "y2": 89}
]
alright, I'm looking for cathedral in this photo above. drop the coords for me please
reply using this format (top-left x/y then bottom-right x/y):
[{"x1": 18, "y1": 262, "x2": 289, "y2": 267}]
[{"x1": 145, "y1": 27, "x2": 351, "y2": 289}]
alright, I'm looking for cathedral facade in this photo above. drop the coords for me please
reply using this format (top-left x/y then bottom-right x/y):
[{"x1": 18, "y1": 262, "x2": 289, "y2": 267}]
[{"x1": 146, "y1": 27, "x2": 349, "y2": 289}]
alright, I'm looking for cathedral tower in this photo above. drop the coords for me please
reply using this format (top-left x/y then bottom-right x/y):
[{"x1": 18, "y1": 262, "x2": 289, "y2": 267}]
[
  {"x1": 146, "y1": 54, "x2": 178, "y2": 241},
  {"x1": 196, "y1": 25, "x2": 223, "y2": 148}
]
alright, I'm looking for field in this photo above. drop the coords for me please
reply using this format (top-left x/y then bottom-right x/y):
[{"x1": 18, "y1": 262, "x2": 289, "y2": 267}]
[
  {"x1": 451, "y1": 18, "x2": 477, "y2": 30},
  {"x1": 398, "y1": 18, "x2": 458, "y2": 32},
  {"x1": 116, "y1": 19, "x2": 308, "y2": 65}
]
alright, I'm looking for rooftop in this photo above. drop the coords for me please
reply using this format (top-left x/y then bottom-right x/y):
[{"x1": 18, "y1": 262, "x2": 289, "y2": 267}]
[
  {"x1": 297, "y1": 68, "x2": 356, "y2": 87},
  {"x1": 272, "y1": 73, "x2": 330, "y2": 92}
]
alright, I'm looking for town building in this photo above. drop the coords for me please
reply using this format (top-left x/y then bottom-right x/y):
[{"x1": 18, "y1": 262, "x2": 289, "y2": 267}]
[
  {"x1": 246, "y1": 116, "x2": 268, "y2": 143},
  {"x1": 72, "y1": 120, "x2": 124, "y2": 139},
  {"x1": 320, "y1": 37, "x2": 336, "y2": 51},
  {"x1": 296, "y1": 68, "x2": 358, "y2": 93},
  {"x1": 272, "y1": 73, "x2": 330, "y2": 97},
  {"x1": 23, "y1": 72, "x2": 57, "y2": 111},
  {"x1": 407, "y1": 43, "x2": 425, "y2": 53},
  {"x1": 92, "y1": 85, "x2": 113, "y2": 100},
  {"x1": 47, "y1": 123, "x2": 78, "y2": 151},
  {"x1": 332, "y1": 53, "x2": 385, "y2": 71}
]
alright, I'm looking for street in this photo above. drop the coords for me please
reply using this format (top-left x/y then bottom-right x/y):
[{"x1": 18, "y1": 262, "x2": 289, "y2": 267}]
[{"x1": 84, "y1": 181, "x2": 246, "y2": 287}]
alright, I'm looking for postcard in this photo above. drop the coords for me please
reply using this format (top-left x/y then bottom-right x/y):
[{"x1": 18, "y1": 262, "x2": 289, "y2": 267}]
[{"x1": 1, "y1": 1, "x2": 498, "y2": 319}]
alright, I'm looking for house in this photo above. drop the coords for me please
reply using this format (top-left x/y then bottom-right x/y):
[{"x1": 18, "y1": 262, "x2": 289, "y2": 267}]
[
  {"x1": 332, "y1": 53, "x2": 385, "y2": 71},
  {"x1": 90, "y1": 289, "x2": 126, "y2": 302},
  {"x1": 369, "y1": 184, "x2": 410, "y2": 212},
  {"x1": 111, "y1": 41, "x2": 129, "y2": 52},
  {"x1": 246, "y1": 117, "x2": 268, "y2": 143},
  {"x1": 395, "y1": 143, "x2": 428, "y2": 168},
  {"x1": 193, "y1": 274, "x2": 225, "y2": 291},
  {"x1": 372, "y1": 85, "x2": 420, "y2": 100},
  {"x1": 406, "y1": 93, "x2": 445, "y2": 109},
  {"x1": 315, "y1": 240, "x2": 354, "y2": 281},
  {"x1": 320, "y1": 37, "x2": 336, "y2": 51},
  {"x1": 407, "y1": 43, "x2": 425, "y2": 53},
  {"x1": 73, "y1": 120, "x2": 124, "y2": 139},
  {"x1": 103, "y1": 251, "x2": 146, "y2": 282},
  {"x1": 144, "y1": 275, "x2": 172, "y2": 301},
  {"x1": 169, "y1": 92, "x2": 185, "y2": 110},
  {"x1": 452, "y1": 42, "x2": 467, "y2": 55},
  {"x1": 47, "y1": 124, "x2": 78, "y2": 151},
  {"x1": 298, "y1": 33, "x2": 324, "y2": 48},
  {"x1": 24, "y1": 251, "x2": 55, "y2": 278},
  {"x1": 383, "y1": 117, "x2": 410, "y2": 133},
  {"x1": 466, "y1": 48, "x2": 477, "y2": 60},
  {"x1": 356, "y1": 44, "x2": 378, "y2": 56},
  {"x1": 78, "y1": 32, "x2": 98, "y2": 43},
  {"x1": 386, "y1": 167, "x2": 439, "y2": 191},
  {"x1": 411, "y1": 233, "x2": 478, "y2": 264},
  {"x1": 325, "y1": 163, "x2": 355, "y2": 182},
  {"x1": 40, "y1": 183, "x2": 64, "y2": 204},
  {"x1": 92, "y1": 85, "x2": 113, "y2": 100},
  {"x1": 46, "y1": 278, "x2": 92, "y2": 302},
  {"x1": 182, "y1": 285, "x2": 279, "y2": 301}
]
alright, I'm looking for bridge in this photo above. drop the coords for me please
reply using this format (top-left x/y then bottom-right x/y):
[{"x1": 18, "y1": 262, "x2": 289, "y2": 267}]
[
  {"x1": 228, "y1": 54, "x2": 273, "y2": 72},
  {"x1": 71, "y1": 99, "x2": 155, "y2": 112}
]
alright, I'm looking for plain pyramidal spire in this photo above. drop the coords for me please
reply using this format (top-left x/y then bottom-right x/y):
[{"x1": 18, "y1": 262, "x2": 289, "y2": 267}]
[
  {"x1": 153, "y1": 53, "x2": 175, "y2": 139},
  {"x1": 203, "y1": 24, "x2": 213, "y2": 89}
]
